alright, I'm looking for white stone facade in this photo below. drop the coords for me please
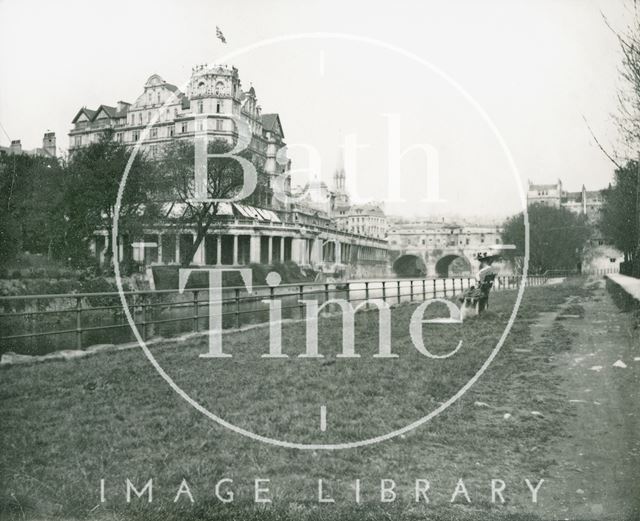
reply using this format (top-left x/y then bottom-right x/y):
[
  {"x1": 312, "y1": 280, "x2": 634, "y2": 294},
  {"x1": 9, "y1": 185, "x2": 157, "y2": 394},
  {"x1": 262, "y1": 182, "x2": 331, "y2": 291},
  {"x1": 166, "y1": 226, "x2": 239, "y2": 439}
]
[{"x1": 68, "y1": 64, "x2": 290, "y2": 206}]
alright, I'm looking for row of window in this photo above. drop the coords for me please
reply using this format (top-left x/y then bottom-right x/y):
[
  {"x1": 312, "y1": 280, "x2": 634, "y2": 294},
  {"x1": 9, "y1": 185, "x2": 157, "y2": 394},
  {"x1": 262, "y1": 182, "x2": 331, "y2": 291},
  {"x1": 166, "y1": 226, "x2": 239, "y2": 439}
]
[
  {"x1": 73, "y1": 119, "x2": 229, "y2": 146},
  {"x1": 128, "y1": 102, "x2": 226, "y2": 126},
  {"x1": 130, "y1": 108, "x2": 179, "y2": 126}
]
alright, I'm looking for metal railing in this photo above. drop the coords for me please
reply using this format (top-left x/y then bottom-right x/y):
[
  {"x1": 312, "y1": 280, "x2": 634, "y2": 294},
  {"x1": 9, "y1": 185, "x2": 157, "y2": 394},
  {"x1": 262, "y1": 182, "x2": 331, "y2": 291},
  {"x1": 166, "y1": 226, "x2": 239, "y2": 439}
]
[
  {"x1": 541, "y1": 267, "x2": 620, "y2": 278},
  {"x1": 0, "y1": 275, "x2": 547, "y2": 354}
]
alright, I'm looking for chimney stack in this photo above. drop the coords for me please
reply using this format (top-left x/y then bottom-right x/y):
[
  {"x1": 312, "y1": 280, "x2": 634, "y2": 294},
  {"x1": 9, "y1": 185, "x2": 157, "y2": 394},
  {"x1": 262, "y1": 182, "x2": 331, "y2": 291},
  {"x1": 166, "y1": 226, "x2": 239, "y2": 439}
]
[{"x1": 9, "y1": 140, "x2": 22, "y2": 154}]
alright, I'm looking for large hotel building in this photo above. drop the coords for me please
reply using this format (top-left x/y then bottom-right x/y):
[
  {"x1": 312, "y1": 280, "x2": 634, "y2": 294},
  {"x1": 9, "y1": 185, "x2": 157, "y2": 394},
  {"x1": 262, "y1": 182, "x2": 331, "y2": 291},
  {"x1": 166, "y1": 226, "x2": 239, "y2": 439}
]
[
  {"x1": 69, "y1": 64, "x2": 290, "y2": 208},
  {"x1": 67, "y1": 63, "x2": 389, "y2": 275}
]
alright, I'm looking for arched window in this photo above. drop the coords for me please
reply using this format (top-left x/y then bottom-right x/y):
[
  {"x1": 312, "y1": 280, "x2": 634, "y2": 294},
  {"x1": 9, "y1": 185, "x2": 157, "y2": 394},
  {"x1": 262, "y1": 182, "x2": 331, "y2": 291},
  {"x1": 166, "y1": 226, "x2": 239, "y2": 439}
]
[
  {"x1": 215, "y1": 81, "x2": 224, "y2": 95},
  {"x1": 198, "y1": 100, "x2": 203, "y2": 114}
]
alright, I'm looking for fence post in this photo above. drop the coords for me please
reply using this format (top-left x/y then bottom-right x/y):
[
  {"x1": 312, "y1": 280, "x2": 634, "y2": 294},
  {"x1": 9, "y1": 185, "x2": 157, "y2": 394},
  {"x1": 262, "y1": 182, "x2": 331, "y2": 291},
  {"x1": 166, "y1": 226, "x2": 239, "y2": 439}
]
[
  {"x1": 397, "y1": 280, "x2": 401, "y2": 304},
  {"x1": 235, "y1": 288, "x2": 240, "y2": 329},
  {"x1": 141, "y1": 294, "x2": 147, "y2": 341},
  {"x1": 443, "y1": 279, "x2": 447, "y2": 298},
  {"x1": 422, "y1": 279, "x2": 426, "y2": 299},
  {"x1": 433, "y1": 279, "x2": 437, "y2": 298},
  {"x1": 75, "y1": 295, "x2": 82, "y2": 350},
  {"x1": 410, "y1": 280, "x2": 414, "y2": 301},
  {"x1": 193, "y1": 290, "x2": 199, "y2": 333},
  {"x1": 299, "y1": 285, "x2": 304, "y2": 318},
  {"x1": 382, "y1": 281, "x2": 386, "y2": 304}
]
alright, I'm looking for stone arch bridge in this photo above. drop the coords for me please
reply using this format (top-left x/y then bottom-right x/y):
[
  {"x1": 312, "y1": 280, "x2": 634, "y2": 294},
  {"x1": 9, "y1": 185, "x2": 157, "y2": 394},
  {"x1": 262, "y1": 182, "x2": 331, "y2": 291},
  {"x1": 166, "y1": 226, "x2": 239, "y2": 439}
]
[{"x1": 389, "y1": 247, "x2": 480, "y2": 278}]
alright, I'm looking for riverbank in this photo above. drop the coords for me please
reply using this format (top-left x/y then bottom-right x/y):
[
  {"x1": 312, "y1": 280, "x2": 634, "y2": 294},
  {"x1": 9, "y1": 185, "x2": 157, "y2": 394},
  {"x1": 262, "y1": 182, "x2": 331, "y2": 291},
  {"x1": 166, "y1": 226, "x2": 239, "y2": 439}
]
[{"x1": 1, "y1": 279, "x2": 609, "y2": 520}]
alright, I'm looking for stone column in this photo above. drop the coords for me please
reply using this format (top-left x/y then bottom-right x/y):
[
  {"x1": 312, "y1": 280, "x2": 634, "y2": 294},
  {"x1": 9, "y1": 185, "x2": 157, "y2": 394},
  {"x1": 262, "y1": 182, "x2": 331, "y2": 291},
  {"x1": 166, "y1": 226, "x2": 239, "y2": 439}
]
[
  {"x1": 175, "y1": 235, "x2": 180, "y2": 264},
  {"x1": 157, "y1": 233, "x2": 163, "y2": 264},
  {"x1": 312, "y1": 238, "x2": 322, "y2": 264},
  {"x1": 250, "y1": 235, "x2": 261, "y2": 263},
  {"x1": 216, "y1": 235, "x2": 222, "y2": 266},
  {"x1": 291, "y1": 238, "x2": 302, "y2": 264},
  {"x1": 233, "y1": 235, "x2": 239, "y2": 265},
  {"x1": 280, "y1": 237, "x2": 285, "y2": 263},
  {"x1": 268, "y1": 236, "x2": 273, "y2": 264}
]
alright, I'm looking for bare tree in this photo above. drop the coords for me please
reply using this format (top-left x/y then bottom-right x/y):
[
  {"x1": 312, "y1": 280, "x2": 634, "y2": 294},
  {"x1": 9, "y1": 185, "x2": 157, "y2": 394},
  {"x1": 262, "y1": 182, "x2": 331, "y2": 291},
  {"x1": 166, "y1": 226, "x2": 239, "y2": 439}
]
[
  {"x1": 600, "y1": 4, "x2": 640, "y2": 275},
  {"x1": 158, "y1": 139, "x2": 268, "y2": 266}
]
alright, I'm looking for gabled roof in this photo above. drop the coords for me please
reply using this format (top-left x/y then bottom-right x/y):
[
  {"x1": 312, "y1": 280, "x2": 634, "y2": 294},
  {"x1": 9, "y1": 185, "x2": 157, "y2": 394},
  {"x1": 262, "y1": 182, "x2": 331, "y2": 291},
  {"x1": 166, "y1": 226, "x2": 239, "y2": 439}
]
[
  {"x1": 71, "y1": 107, "x2": 96, "y2": 124},
  {"x1": 261, "y1": 113, "x2": 284, "y2": 137},
  {"x1": 72, "y1": 103, "x2": 130, "y2": 124},
  {"x1": 94, "y1": 105, "x2": 118, "y2": 119}
]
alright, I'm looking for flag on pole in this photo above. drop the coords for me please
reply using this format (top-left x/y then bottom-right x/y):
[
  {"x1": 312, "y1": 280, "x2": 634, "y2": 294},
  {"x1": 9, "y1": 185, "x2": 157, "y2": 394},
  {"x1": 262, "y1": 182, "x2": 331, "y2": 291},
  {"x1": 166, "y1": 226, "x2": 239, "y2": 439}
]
[{"x1": 216, "y1": 26, "x2": 227, "y2": 44}]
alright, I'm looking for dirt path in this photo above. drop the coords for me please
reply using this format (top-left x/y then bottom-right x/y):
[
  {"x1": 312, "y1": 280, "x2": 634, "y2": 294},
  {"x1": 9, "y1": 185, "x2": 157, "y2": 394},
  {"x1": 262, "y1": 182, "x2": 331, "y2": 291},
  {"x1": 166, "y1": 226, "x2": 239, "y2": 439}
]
[{"x1": 536, "y1": 278, "x2": 640, "y2": 520}]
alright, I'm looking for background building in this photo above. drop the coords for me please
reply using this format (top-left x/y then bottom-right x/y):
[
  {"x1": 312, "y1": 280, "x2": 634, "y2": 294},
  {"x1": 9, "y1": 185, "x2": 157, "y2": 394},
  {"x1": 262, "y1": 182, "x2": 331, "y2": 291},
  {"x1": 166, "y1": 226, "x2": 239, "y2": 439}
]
[
  {"x1": 527, "y1": 179, "x2": 604, "y2": 222},
  {"x1": 335, "y1": 203, "x2": 387, "y2": 240},
  {"x1": 387, "y1": 219, "x2": 502, "y2": 250},
  {"x1": 527, "y1": 179, "x2": 620, "y2": 272},
  {"x1": 0, "y1": 132, "x2": 56, "y2": 158}
]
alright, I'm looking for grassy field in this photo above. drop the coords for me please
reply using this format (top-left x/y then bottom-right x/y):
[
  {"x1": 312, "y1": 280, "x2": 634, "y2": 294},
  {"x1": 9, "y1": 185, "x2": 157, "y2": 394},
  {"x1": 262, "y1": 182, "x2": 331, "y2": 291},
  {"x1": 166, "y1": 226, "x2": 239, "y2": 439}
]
[{"x1": 0, "y1": 280, "x2": 594, "y2": 520}]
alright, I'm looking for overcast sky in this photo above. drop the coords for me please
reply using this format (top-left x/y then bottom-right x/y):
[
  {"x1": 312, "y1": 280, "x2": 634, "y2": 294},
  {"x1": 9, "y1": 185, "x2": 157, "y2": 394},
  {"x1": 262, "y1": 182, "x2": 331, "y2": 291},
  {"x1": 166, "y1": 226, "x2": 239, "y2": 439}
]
[{"x1": 0, "y1": 0, "x2": 631, "y2": 217}]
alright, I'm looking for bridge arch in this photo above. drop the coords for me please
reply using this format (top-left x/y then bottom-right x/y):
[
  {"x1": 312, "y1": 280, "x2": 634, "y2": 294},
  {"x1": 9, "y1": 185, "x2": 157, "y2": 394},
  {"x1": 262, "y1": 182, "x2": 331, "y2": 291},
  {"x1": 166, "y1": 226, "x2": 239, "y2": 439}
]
[
  {"x1": 392, "y1": 254, "x2": 427, "y2": 278},
  {"x1": 435, "y1": 254, "x2": 472, "y2": 278}
]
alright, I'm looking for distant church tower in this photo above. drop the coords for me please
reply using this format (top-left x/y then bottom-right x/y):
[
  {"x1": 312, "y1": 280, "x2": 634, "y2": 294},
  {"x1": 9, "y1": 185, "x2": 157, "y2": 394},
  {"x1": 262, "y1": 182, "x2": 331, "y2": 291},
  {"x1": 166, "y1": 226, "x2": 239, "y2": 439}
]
[
  {"x1": 334, "y1": 149, "x2": 346, "y2": 192},
  {"x1": 333, "y1": 149, "x2": 350, "y2": 209}
]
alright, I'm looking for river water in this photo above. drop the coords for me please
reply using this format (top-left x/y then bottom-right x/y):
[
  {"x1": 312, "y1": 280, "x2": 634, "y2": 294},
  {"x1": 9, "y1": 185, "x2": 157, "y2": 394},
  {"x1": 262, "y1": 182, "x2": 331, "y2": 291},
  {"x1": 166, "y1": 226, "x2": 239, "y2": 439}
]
[{"x1": 2, "y1": 277, "x2": 520, "y2": 355}]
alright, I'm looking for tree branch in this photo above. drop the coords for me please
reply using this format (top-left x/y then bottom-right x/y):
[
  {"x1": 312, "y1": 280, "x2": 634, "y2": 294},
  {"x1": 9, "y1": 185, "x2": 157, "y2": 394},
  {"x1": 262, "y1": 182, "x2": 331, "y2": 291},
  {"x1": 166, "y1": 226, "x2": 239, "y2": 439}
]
[{"x1": 582, "y1": 115, "x2": 623, "y2": 169}]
